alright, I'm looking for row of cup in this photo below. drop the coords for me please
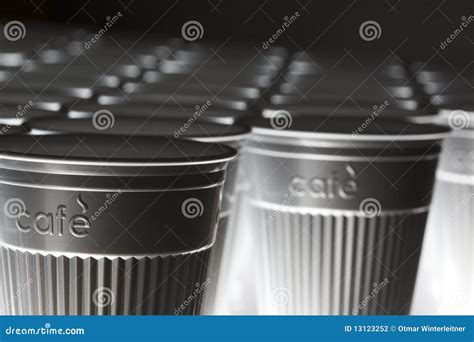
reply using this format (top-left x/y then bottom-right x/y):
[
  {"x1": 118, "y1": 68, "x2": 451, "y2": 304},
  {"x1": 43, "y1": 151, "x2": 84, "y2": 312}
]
[
  {"x1": 0, "y1": 108, "x2": 452, "y2": 316},
  {"x1": 0, "y1": 34, "x2": 287, "y2": 119},
  {"x1": 264, "y1": 51, "x2": 425, "y2": 114},
  {"x1": 0, "y1": 31, "x2": 470, "y2": 315}
]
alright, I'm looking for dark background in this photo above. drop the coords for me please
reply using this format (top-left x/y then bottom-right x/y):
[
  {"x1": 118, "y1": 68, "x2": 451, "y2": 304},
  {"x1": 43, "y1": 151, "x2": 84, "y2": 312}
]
[{"x1": 1, "y1": 0, "x2": 473, "y2": 65}]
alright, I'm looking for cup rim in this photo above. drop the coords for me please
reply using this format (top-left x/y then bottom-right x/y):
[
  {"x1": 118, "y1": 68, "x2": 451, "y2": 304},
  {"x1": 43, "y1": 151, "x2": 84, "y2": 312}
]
[
  {"x1": 0, "y1": 134, "x2": 237, "y2": 168},
  {"x1": 249, "y1": 116, "x2": 451, "y2": 142}
]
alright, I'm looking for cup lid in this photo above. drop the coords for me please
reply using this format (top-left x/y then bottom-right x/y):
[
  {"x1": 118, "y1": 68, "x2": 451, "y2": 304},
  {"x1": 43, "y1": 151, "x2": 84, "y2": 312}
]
[
  {"x1": 270, "y1": 93, "x2": 419, "y2": 106},
  {"x1": 96, "y1": 88, "x2": 251, "y2": 111},
  {"x1": 123, "y1": 82, "x2": 260, "y2": 99},
  {"x1": 67, "y1": 102, "x2": 254, "y2": 125},
  {"x1": 261, "y1": 104, "x2": 429, "y2": 120},
  {"x1": 425, "y1": 96, "x2": 474, "y2": 130},
  {"x1": 0, "y1": 125, "x2": 25, "y2": 135},
  {"x1": 431, "y1": 94, "x2": 473, "y2": 107},
  {"x1": 27, "y1": 117, "x2": 250, "y2": 143},
  {"x1": 247, "y1": 116, "x2": 451, "y2": 144},
  {"x1": 0, "y1": 90, "x2": 73, "y2": 111},
  {"x1": 0, "y1": 105, "x2": 61, "y2": 125},
  {"x1": 142, "y1": 70, "x2": 273, "y2": 88},
  {"x1": 0, "y1": 78, "x2": 96, "y2": 99},
  {"x1": 0, "y1": 134, "x2": 237, "y2": 175},
  {"x1": 437, "y1": 108, "x2": 474, "y2": 130}
]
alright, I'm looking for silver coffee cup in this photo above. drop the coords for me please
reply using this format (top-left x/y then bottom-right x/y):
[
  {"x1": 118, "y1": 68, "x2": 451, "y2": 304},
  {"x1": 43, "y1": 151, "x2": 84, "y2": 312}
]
[
  {"x1": 413, "y1": 107, "x2": 474, "y2": 314},
  {"x1": 0, "y1": 134, "x2": 236, "y2": 315},
  {"x1": 241, "y1": 116, "x2": 449, "y2": 315},
  {"x1": 26, "y1": 117, "x2": 250, "y2": 314}
]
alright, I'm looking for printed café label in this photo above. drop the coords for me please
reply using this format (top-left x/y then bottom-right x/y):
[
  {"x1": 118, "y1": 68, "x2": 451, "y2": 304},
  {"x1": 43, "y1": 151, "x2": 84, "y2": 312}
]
[
  {"x1": 289, "y1": 164, "x2": 359, "y2": 200},
  {"x1": 12, "y1": 195, "x2": 91, "y2": 238}
]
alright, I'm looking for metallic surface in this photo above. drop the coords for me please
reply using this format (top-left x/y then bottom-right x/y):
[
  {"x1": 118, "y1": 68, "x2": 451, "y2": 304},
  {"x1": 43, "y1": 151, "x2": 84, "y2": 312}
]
[
  {"x1": 25, "y1": 118, "x2": 250, "y2": 314},
  {"x1": 413, "y1": 110, "x2": 474, "y2": 314},
  {"x1": 66, "y1": 103, "x2": 253, "y2": 125},
  {"x1": 242, "y1": 117, "x2": 449, "y2": 315},
  {"x1": 0, "y1": 134, "x2": 236, "y2": 315}
]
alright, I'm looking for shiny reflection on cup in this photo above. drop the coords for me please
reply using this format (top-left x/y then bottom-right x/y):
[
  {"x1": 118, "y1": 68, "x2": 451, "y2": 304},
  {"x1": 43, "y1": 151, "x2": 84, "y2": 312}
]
[
  {"x1": 413, "y1": 108, "x2": 474, "y2": 314},
  {"x1": 240, "y1": 116, "x2": 449, "y2": 315},
  {"x1": 0, "y1": 134, "x2": 237, "y2": 315}
]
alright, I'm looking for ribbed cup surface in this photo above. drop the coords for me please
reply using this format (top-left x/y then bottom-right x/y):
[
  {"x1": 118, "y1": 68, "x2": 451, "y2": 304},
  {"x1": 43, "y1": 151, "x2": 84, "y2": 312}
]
[
  {"x1": 201, "y1": 216, "x2": 229, "y2": 314},
  {"x1": 0, "y1": 247, "x2": 211, "y2": 315},
  {"x1": 413, "y1": 178, "x2": 474, "y2": 314},
  {"x1": 242, "y1": 118, "x2": 446, "y2": 315},
  {"x1": 253, "y1": 205, "x2": 427, "y2": 315}
]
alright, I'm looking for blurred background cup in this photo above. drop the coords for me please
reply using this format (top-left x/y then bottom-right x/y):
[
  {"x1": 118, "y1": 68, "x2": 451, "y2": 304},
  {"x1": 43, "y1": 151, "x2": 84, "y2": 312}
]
[
  {"x1": 0, "y1": 134, "x2": 236, "y2": 315},
  {"x1": 241, "y1": 115, "x2": 449, "y2": 315},
  {"x1": 412, "y1": 107, "x2": 474, "y2": 314},
  {"x1": 26, "y1": 116, "x2": 251, "y2": 314}
]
